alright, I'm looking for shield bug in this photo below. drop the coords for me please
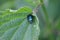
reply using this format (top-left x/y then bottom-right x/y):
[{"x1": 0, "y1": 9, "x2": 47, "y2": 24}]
[{"x1": 27, "y1": 14, "x2": 34, "y2": 24}]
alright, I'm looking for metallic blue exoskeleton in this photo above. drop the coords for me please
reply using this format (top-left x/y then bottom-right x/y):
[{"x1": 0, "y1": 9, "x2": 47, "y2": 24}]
[{"x1": 27, "y1": 14, "x2": 34, "y2": 24}]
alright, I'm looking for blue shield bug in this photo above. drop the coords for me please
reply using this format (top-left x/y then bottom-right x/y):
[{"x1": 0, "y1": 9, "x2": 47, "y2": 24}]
[{"x1": 27, "y1": 14, "x2": 34, "y2": 24}]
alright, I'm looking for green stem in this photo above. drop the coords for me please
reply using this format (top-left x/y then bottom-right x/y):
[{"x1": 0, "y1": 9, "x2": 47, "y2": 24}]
[{"x1": 40, "y1": 0, "x2": 50, "y2": 26}]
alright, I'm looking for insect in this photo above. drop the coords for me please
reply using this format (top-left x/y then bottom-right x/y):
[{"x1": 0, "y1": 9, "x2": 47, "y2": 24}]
[{"x1": 27, "y1": 14, "x2": 34, "y2": 24}]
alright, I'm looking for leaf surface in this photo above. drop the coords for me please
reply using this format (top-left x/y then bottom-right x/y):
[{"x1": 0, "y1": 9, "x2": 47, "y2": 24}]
[{"x1": 0, "y1": 7, "x2": 40, "y2": 40}]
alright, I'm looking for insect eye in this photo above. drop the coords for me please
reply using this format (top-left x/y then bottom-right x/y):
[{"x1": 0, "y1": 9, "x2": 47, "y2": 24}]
[{"x1": 27, "y1": 14, "x2": 34, "y2": 24}]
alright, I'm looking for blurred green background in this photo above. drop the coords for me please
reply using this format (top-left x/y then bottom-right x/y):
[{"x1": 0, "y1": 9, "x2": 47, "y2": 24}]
[{"x1": 0, "y1": 0, "x2": 60, "y2": 40}]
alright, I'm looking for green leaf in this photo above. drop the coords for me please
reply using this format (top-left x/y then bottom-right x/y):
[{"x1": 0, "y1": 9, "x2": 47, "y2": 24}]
[{"x1": 0, "y1": 7, "x2": 40, "y2": 40}]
